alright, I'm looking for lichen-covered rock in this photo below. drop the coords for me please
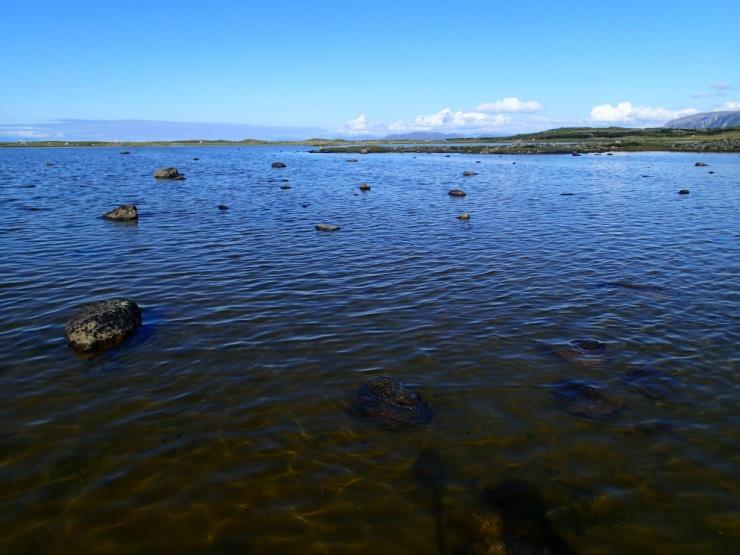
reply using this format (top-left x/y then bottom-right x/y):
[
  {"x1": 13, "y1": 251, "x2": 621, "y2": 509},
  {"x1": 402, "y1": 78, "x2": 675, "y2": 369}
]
[
  {"x1": 551, "y1": 379, "x2": 625, "y2": 419},
  {"x1": 102, "y1": 204, "x2": 138, "y2": 221},
  {"x1": 355, "y1": 376, "x2": 433, "y2": 430},
  {"x1": 154, "y1": 167, "x2": 185, "y2": 180},
  {"x1": 271, "y1": 162, "x2": 286, "y2": 168},
  {"x1": 64, "y1": 298, "x2": 142, "y2": 353},
  {"x1": 315, "y1": 223, "x2": 340, "y2": 232},
  {"x1": 448, "y1": 189, "x2": 466, "y2": 197}
]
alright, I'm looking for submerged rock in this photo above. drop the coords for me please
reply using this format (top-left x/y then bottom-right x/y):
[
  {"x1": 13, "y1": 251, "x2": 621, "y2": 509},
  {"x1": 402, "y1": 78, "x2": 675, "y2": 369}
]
[
  {"x1": 154, "y1": 167, "x2": 185, "y2": 180},
  {"x1": 548, "y1": 339, "x2": 606, "y2": 365},
  {"x1": 623, "y1": 367, "x2": 677, "y2": 400},
  {"x1": 315, "y1": 223, "x2": 340, "y2": 232},
  {"x1": 280, "y1": 184, "x2": 291, "y2": 189},
  {"x1": 46, "y1": 162, "x2": 54, "y2": 167},
  {"x1": 551, "y1": 379, "x2": 625, "y2": 419},
  {"x1": 457, "y1": 212, "x2": 471, "y2": 221},
  {"x1": 601, "y1": 281, "x2": 667, "y2": 293},
  {"x1": 193, "y1": 157, "x2": 199, "y2": 161},
  {"x1": 462, "y1": 171, "x2": 478, "y2": 176},
  {"x1": 678, "y1": 189, "x2": 690, "y2": 195},
  {"x1": 359, "y1": 183, "x2": 371, "y2": 191},
  {"x1": 102, "y1": 204, "x2": 138, "y2": 221},
  {"x1": 64, "y1": 298, "x2": 142, "y2": 353},
  {"x1": 271, "y1": 161, "x2": 286, "y2": 168},
  {"x1": 355, "y1": 376, "x2": 433, "y2": 430},
  {"x1": 448, "y1": 189, "x2": 466, "y2": 197},
  {"x1": 347, "y1": 159, "x2": 359, "y2": 163}
]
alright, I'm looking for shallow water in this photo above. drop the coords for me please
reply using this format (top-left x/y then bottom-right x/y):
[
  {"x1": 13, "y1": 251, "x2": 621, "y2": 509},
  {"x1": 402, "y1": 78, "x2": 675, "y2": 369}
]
[{"x1": 0, "y1": 147, "x2": 738, "y2": 553}]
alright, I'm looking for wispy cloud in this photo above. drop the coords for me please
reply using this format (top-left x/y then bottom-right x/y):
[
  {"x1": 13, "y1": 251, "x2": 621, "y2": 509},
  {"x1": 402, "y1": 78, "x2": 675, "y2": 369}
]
[
  {"x1": 589, "y1": 102, "x2": 697, "y2": 124},
  {"x1": 344, "y1": 114, "x2": 370, "y2": 135},
  {"x1": 691, "y1": 81, "x2": 735, "y2": 98},
  {"x1": 477, "y1": 97, "x2": 542, "y2": 113}
]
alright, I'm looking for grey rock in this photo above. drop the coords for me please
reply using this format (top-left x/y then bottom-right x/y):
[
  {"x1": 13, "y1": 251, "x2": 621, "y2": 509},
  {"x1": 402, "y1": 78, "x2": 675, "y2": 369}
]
[
  {"x1": 154, "y1": 167, "x2": 184, "y2": 180},
  {"x1": 315, "y1": 223, "x2": 340, "y2": 232},
  {"x1": 65, "y1": 298, "x2": 142, "y2": 353},
  {"x1": 103, "y1": 204, "x2": 138, "y2": 221}
]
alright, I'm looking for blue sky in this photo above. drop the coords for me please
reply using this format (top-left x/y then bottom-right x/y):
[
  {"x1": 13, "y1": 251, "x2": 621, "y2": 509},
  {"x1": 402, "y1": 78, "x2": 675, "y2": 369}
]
[{"x1": 1, "y1": 0, "x2": 738, "y2": 140}]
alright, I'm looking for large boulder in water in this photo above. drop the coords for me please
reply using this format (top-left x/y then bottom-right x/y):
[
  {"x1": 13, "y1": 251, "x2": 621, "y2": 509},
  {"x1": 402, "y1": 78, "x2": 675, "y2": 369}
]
[
  {"x1": 102, "y1": 204, "x2": 138, "y2": 221},
  {"x1": 355, "y1": 376, "x2": 433, "y2": 430},
  {"x1": 64, "y1": 298, "x2": 142, "y2": 353},
  {"x1": 154, "y1": 167, "x2": 185, "y2": 180},
  {"x1": 551, "y1": 379, "x2": 625, "y2": 419}
]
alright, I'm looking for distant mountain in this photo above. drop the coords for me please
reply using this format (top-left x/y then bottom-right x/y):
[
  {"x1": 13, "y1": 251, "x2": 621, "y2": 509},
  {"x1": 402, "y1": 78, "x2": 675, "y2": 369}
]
[
  {"x1": 664, "y1": 111, "x2": 740, "y2": 129},
  {"x1": 382, "y1": 131, "x2": 462, "y2": 140}
]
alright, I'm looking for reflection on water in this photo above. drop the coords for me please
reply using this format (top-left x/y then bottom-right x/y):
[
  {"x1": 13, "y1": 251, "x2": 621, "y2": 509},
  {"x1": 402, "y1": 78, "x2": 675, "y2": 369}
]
[{"x1": 0, "y1": 147, "x2": 738, "y2": 553}]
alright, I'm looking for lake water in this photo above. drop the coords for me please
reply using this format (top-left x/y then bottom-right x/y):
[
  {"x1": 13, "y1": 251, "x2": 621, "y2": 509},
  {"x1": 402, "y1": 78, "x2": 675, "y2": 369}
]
[{"x1": 0, "y1": 147, "x2": 738, "y2": 553}]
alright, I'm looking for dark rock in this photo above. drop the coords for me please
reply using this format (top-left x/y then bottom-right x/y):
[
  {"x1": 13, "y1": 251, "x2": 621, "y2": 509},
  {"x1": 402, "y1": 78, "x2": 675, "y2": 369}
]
[
  {"x1": 102, "y1": 204, "x2": 138, "y2": 221},
  {"x1": 359, "y1": 183, "x2": 371, "y2": 191},
  {"x1": 678, "y1": 189, "x2": 690, "y2": 195},
  {"x1": 560, "y1": 192, "x2": 575, "y2": 196},
  {"x1": 445, "y1": 155, "x2": 451, "y2": 158},
  {"x1": 572, "y1": 152, "x2": 582, "y2": 156},
  {"x1": 463, "y1": 171, "x2": 478, "y2": 176},
  {"x1": 448, "y1": 189, "x2": 466, "y2": 197},
  {"x1": 601, "y1": 281, "x2": 667, "y2": 293},
  {"x1": 355, "y1": 376, "x2": 433, "y2": 430},
  {"x1": 193, "y1": 157, "x2": 199, "y2": 161},
  {"x1": 548, "y1": 339, "x2": 606, "y2": 365},
  {"x1": 46, "y1": 162, "x2": 54, "y2": 167},
  {"x1": 271, "y1": 162, "x2": 286, "y2": 168},
  {"x1": 606, "y1": 152, "x2": 614, "y2": 155},
  {"x1": 551, "y1": 379, "x2": 625, "y2": 419},
  {"x1": 64, "y1": 298, "x2": 142, "y2": 353},
  {"x1": 623, "y1": 367, "x2": 677, "y2": 400},
  {"x1": 708, "y1": 171, "x2": 715, "y2": 174},
  {"x1": 347, "y1": 159, "x2": 359, "y2": 163},
  {"x1": 315, "y1": 223, "x2": 340, "y2": 232},
  {"x1": 694, "y1": 162, "x2": 708, "y2": 167},
  {"x1": 457, "y1": 212, "x2": 471, "y2": 221},
  {"x1": 280, "y1": 184, "x2": 291, "y2": 189},
  {"x1": 218, "y1": 204, "x2": 229, "y2": 210},
  {"x1": 154, "y1": 167, "x2": 185, "y2": 180},
  {"x1": 120, "y1": 151, "x2": 130, "y2": 155},
  {"x1": 302, "y1": 203, "x2": 310, "y2": 208}
]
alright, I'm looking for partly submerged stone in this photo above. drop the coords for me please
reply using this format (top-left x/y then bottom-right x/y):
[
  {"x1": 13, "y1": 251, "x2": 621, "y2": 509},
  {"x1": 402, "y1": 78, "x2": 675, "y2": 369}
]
[
  {"x1": 678, "y1": 189, "x2": 690, "y2": 195},
  {"x1": 462, "y1": 171, "x2": 478, "y2": 176},
  {"x1": 271, "y1": 161, "x2": 286, "y2": 168},
  {"x1": 218, "y1": 204, "x2": 229, "y2": 210},
  {"x1": 64, "y1": 298, "x2": 142, "y2": 353},
  {"x1": 448, "y1": 189, "x2": 466, "y2": 197},
  {"x1": 551, "y1": 379, "x2": 625, "y2": 419},
  {"x1": 102, "y1": 204, "x2": 138, "y2": 222},
  {"x1": 694, "y1": 162, "x2": 708, "y2": 167},
  {"x1": 154, "y1": 167, "x2": 185, "y2": 180},
  {"x1": 315, "y1": 223, "x2": 340, "y2": 232},
  {"x1": 347, "y1": 158, "x2": 359, "y2": 163},
  {"x1": 623, "y1": 367, "x2": 677, "y2": 400},
  {"x1": 548, "y1": 339, "x2": 606, "y2": 365},
  {"x1": 355, "y1": 376, "x2": 433, "y2": 430},
  {"x1": 457, "y1": 212, "x2": 471, "y2": 221},
  {"x1": 280, "y1": 184, "x2": 291, "y2": 189},
  {"x1": 120, "y1": 151, "x2": 130, "y2": 155},
  {"x1": 359, "y1": 183, "x2": 371, "y2": 191}
]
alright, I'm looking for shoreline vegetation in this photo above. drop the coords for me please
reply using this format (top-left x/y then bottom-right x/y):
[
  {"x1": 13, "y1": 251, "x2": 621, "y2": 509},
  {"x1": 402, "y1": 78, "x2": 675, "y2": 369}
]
[{"x1": 2, "y1": 126, "x2": 739, "y2": 153}]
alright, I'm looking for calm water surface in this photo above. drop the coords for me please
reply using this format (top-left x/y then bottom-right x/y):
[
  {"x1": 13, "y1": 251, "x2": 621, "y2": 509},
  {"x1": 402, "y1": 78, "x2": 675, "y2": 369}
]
[{"x1": 0, "y1": 147, "x2": 738, "y2": 553}]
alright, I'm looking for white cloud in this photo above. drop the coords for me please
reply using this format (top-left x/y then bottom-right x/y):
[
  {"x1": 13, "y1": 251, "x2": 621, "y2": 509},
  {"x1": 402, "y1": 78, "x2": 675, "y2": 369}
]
[
  {"x1": 388, "y1": 108, "x2": 509, "y2": 132},
  {"x1": 477, "y1": 97, "x2": 542, "y2": 113},
  {"x1": 589, "y1": 102, "x2": 698, "y2": 124},
  {"x1": 344, "y1": 114, "x2": 370, "y2": 134},
  {"x1": 718, "y1": 100, "x2": 740, "y2": 111}
]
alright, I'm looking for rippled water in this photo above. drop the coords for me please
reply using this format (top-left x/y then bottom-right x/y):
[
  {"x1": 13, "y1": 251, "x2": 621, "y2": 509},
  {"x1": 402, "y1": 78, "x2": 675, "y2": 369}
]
[{"x1": 0, "y1": 147, "x2": 738, "y2": 553}]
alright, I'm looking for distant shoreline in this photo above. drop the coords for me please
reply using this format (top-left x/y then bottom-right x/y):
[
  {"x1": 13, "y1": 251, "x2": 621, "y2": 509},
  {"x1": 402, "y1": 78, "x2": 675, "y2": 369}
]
[{"x1": 2, "y1": 126, "x2": 739, "y2": 153}]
